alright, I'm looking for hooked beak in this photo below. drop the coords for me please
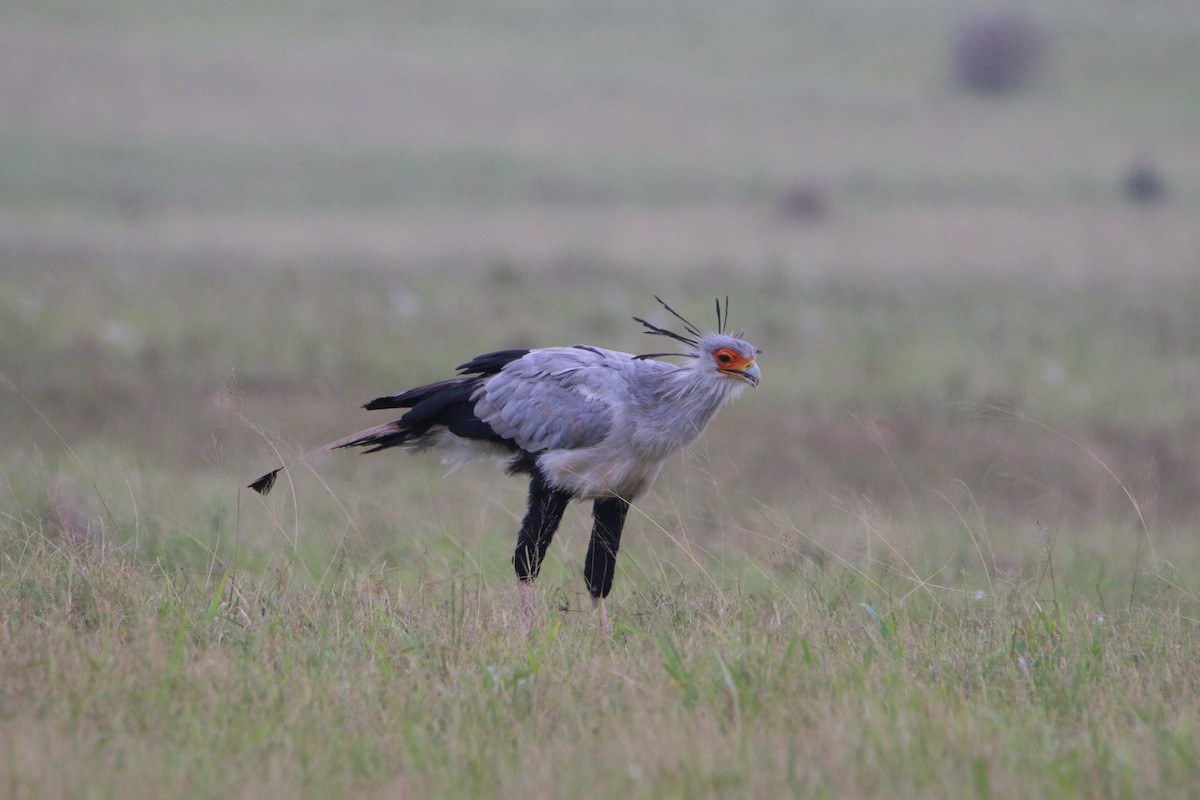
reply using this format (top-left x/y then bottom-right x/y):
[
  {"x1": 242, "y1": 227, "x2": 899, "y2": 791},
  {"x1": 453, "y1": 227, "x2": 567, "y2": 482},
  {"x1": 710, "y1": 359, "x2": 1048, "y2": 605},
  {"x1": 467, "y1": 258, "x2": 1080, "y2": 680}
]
[{"x1": 735, "y1": 361, "x2": 761, "y2": 387}]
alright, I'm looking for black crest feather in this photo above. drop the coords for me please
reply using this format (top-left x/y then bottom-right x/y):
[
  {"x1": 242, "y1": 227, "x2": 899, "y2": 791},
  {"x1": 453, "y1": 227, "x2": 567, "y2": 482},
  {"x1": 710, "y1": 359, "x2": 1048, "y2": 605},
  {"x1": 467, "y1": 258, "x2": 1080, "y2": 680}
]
[
  {"x1": 716, "y1": 296, "x2": 730, "y2": 334},
  {"x1": 633, "y1": 295, "x2": 704, "y2": 349},
  {"x1": 632, "y1": 296, "x2": 737, "y2": 360}
]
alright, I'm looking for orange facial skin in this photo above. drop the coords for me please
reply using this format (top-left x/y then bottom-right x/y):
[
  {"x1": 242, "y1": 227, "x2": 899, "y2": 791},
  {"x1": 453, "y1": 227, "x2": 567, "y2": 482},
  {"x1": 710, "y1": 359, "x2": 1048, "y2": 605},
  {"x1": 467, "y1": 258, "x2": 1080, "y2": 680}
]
[{"x1": 713, "y1": 347, "x2": 760, "y2": 386}]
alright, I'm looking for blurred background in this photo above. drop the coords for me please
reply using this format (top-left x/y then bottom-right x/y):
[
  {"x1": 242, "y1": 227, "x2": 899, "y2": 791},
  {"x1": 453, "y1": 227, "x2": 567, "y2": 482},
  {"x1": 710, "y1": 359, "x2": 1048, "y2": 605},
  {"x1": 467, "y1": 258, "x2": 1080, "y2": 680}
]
[{"x1": 2, "y1": 0, "x2": 1197, "y2": 590}]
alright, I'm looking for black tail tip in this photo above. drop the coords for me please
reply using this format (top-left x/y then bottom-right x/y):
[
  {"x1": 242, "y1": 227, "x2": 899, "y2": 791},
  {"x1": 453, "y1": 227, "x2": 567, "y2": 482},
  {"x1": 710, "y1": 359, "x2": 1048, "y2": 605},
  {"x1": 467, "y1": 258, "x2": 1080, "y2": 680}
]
[{"x1": 248, "y1": 469, "x2": 280, "y2": 495}]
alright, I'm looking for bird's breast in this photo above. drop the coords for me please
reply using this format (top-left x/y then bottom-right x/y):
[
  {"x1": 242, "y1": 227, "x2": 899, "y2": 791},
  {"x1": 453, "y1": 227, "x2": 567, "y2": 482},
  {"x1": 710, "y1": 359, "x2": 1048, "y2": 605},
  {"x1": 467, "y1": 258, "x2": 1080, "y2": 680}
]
[{"x1": 536, "y1": 445, "x2": 665, "y2": 500}]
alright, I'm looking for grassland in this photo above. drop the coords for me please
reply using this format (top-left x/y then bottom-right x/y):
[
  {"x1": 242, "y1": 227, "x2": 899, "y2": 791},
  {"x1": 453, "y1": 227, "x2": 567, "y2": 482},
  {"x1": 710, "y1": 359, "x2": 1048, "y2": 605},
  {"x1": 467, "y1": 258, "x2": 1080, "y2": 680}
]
[{"x1": 3, "y1": 0, "x2": 1200, "y2": 797}]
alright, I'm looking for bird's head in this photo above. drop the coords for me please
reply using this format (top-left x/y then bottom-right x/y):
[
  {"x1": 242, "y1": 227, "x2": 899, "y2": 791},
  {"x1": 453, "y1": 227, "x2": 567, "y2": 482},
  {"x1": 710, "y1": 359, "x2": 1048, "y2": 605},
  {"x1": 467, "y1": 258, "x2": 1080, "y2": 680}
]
[
  {"x1": 633, "y1": 297, "x2": 761, "y2": 388},
  {"x1": 697, "y1": 333, "x2": 761, "y2": 387}
]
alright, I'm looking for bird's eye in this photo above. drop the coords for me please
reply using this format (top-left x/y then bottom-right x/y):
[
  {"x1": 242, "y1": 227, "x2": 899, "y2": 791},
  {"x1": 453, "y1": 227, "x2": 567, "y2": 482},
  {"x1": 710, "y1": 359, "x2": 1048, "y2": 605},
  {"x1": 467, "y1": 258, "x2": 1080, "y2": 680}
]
[{"x1": 715, "y1": 349, "x2": 735, "y2": 365}]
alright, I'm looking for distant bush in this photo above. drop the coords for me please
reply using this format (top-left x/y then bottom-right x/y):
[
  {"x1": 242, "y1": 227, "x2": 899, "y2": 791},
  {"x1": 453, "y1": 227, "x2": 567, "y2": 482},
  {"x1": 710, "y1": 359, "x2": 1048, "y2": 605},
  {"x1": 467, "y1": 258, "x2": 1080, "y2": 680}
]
[
  {"x1": 1122, "y1": 161, "x2": 1168, "y2": 204},
  {"x1": 777, "y1": 181, "x2": 830, "y2": 222},
  {"x1": 953, "y1": 11, "x2": 1046, "y2": 94}
]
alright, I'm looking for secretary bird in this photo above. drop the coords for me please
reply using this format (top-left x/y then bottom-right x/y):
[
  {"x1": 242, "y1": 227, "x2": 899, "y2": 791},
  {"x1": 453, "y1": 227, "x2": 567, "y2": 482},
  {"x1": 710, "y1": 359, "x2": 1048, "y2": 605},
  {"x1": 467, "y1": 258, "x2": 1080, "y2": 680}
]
[{"x1": 249, "y1": 297, "x2": 760, "y2": 630}]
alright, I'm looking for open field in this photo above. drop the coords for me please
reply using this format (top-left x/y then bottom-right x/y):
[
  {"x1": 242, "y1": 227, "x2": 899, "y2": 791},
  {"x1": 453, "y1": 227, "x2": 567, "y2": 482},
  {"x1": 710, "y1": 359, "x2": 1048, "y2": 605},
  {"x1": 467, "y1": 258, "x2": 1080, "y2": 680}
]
[
  {"x1": 2, "y1": 0, "x2": 1200, "y2": 797},
  {"x1": 3, "y1": 528, "x2": 1199, "y2": 800}
]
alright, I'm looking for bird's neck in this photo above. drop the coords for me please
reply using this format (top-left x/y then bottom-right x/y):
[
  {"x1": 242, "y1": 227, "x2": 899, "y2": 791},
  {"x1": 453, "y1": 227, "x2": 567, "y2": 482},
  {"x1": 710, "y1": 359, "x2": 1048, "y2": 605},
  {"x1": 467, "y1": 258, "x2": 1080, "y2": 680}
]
[
  {"x1": 635, "y1": 368, "x2": 745, "y2": 457},
  {"x1": 668, "y1": 365, "x2": 747, "y2": 408}
]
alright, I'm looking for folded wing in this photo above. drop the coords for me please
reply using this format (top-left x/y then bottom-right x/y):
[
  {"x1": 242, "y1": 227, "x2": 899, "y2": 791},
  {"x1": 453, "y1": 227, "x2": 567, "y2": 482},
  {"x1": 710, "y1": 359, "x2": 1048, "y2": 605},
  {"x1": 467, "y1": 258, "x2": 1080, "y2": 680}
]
[{"x1": 473, "y1": 345, "x2": 628, "y2": 454}]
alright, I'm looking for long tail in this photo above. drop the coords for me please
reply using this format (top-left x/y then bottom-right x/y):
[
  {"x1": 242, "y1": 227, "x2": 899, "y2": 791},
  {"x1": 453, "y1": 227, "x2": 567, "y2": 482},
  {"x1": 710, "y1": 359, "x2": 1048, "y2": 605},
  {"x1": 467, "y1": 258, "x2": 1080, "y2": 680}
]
[
  {"x1": 247, "y1": 420, "x2": 408, "y2": 495},
  {"x1": 248, "y1": 349, "x2": 530, "y2": 496}
]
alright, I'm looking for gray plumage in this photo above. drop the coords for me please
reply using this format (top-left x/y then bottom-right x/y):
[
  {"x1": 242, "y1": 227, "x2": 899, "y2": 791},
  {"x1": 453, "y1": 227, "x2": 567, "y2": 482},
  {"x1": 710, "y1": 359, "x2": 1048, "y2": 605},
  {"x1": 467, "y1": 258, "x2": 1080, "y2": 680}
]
[{"x1": 471, "y1": 337, "x2": 756, "y2": 499}]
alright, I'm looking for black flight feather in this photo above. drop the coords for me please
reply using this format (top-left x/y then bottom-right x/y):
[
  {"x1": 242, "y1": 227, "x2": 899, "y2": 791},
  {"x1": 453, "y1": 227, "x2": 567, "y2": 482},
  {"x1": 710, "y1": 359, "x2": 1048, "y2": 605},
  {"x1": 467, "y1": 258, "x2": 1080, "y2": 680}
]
[{"x1": 456, "y1": 349, "x2": 531, "y2": 376}]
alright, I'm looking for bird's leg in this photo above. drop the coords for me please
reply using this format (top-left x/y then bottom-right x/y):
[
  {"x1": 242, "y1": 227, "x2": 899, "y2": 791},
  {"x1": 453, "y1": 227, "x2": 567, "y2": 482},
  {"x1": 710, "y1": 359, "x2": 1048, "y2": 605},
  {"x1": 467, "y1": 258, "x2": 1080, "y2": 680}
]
[
  {"x1": 519, "y1": 582, "x2": 535, "y2": 626},
  {"x1": 584, "y1": 496, "x2": 629, "y2": 631},
  {"x1": 512, "y1": 470, "x2": 571, "y2": 625},
  {"x1": 592, "y1": 596, "x2": 611, "y2": 634}
]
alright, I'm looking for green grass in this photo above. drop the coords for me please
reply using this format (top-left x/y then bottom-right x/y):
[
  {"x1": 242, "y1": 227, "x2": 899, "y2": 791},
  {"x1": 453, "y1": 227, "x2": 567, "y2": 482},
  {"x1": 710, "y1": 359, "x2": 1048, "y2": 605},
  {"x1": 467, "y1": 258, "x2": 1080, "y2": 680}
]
[
  {"x1": 2, "y1": 513, "x2": 1197, "y2": 800},
  {"x1": 3, "y1": 253, "x2": 1200, "y2": 800},
  {"x1": 3, "y1": 0, "x2": 1200, "y2": 796}
]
